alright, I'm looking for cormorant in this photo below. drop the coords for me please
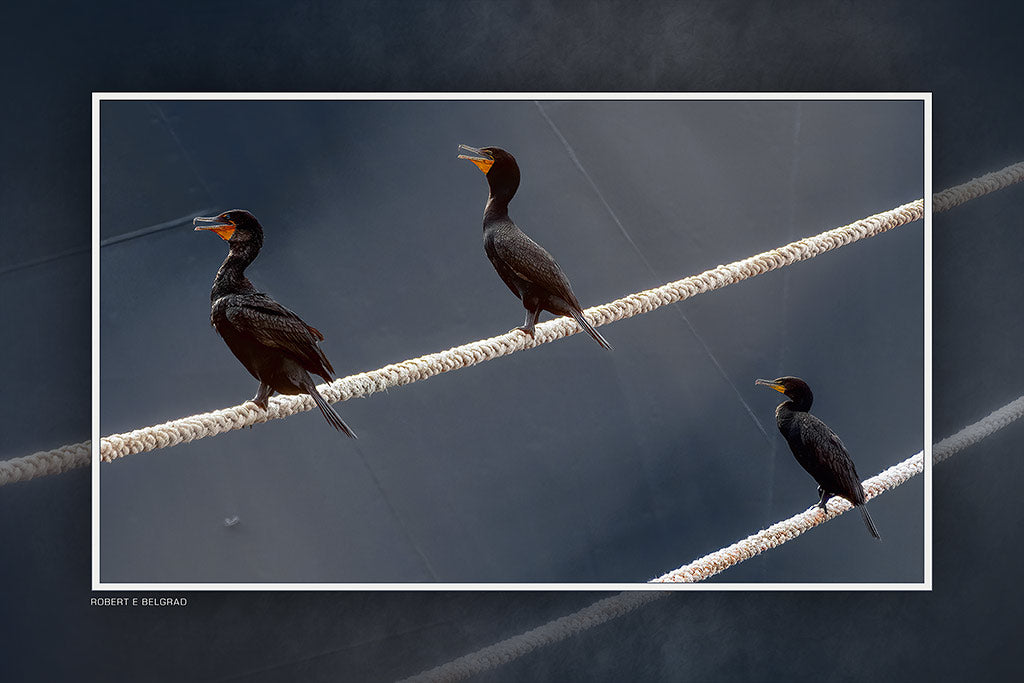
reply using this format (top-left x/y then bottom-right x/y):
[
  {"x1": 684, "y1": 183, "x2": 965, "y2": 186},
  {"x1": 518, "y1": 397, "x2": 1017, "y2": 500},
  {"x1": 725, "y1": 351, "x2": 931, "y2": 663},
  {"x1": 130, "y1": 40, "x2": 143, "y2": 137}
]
[
  {"x1": 755, "y1": 376, "x2": 880, "y2": 539},
  {"x1": 194, "y1": 210, "x2": 356, "y2": 438},
  {"x1": 458, "y1": 145, "x2": 611, "y2": 350}
]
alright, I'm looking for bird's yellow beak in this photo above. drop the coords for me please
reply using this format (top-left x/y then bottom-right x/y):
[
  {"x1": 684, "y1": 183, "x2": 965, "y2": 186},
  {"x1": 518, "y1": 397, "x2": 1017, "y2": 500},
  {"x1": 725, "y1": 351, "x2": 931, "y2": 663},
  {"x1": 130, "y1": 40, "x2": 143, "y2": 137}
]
[
  {"x1": 458, "y1": 144, "x2": 494, "y2": 174},
  {"x1": 193, "y1": 215, "x2": 236, "y2": 241},
  {"x1": 755, "y1": 379, "x2": 787, "y2": 394}
]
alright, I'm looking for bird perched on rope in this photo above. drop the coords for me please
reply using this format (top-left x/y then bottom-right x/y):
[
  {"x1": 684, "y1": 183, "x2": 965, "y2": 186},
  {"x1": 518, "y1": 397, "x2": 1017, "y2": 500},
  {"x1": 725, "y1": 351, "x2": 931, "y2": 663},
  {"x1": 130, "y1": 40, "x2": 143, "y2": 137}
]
[
  {"x1": 194, "y1": 209, "x2": 356, "y2": 438},
  {"x1": 756, "y1": 376, "x2": 880, "y2": 539},
  {"x1": 458, "y1": 145, "x2": 612, "y2": 350}
]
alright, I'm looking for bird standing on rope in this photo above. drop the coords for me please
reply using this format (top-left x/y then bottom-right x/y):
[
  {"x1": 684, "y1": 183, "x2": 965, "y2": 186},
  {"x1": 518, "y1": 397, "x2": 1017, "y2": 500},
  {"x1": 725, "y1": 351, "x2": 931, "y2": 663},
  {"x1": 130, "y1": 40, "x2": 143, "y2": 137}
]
[
  {"x1": 458, "y1": 145, "x2": 611, "y2": 349},
  {"x1": 194, "y1": 210, "x2": 356, "y2": 438},
  {"x1": 755, "y1": 376, "x2": 879, "y2": 539}
]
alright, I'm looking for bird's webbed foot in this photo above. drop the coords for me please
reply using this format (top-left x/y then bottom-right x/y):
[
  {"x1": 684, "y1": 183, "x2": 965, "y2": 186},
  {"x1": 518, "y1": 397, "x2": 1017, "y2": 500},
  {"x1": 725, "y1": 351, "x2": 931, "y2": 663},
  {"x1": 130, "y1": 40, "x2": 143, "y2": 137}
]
[
  {"x1": 515, "y1": 308, "x2": 541, "y2": 338},
  {"x1": 816, "y1": 487, "x2": 832, "y2": 515},
  {"x1": 248, "y1": 383, "x2": 274, "y2": 413}
]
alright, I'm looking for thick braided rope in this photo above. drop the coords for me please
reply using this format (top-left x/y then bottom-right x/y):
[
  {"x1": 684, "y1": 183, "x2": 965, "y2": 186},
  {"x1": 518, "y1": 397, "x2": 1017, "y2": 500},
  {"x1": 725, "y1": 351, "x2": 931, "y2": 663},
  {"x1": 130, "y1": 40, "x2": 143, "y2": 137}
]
[
  {"x1": 650, "y1": 453, "x2": 924, "y2": 582},
  {"x1": 396, "y1": 393, "x2": 1024, "y2": 682},
  {"x1": 98, "y1": 199, "x2": 922, "y2": 465},
  {"x1": 396, "y1": 591, "x2": 665, "y2": 683},
  {"x1": 652, "y1": 393, "x2": 1024, "y2": 583},
  {"x1": 2, "y1": 162, "x2": 1023, "y2": 486},
  {"x1": 933, "y1": 395, "x2": 1024, "y2": 464},
  {"x1": 0, "y1": 442, "x2": 92, "y2": 486},
  {"x1": 932, "y1": 160, "x2": 1024, "y2": 211}
]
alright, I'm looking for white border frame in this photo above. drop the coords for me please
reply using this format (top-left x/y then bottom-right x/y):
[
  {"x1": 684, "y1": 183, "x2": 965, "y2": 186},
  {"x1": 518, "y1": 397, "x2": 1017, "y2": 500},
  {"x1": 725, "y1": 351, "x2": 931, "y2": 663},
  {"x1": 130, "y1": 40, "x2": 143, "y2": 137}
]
[{"x1": 92, "y1": 92, "x2": 932, "y2": 592}]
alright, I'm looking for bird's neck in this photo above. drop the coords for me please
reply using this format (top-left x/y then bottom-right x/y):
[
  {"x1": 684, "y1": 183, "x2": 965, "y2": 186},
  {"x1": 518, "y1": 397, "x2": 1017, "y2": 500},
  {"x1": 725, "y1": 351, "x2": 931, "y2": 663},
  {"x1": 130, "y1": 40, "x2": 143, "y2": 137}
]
[
  {"x1": 777, "y1": 396, "x2": 812, "y2": 417},
  {"x1": 483, "y1": 195, "x2": 511, "y2": 224},
  {"x1": 211, "y1": 247, "x2": 257, "y2": 301}
]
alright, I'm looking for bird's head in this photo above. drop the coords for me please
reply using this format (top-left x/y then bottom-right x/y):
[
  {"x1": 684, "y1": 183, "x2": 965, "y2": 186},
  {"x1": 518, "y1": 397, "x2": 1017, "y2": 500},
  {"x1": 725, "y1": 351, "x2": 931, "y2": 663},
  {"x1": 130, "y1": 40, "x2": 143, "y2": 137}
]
[
  {"x1": 458, "y1": 145, "x2": 521, "y2": 199},
  {"x1": 194, "y1": 209, "x2": 264, "y2": 249},
  {"x1": 755, "y1": 376, "x2": 814, "y2": 407}
]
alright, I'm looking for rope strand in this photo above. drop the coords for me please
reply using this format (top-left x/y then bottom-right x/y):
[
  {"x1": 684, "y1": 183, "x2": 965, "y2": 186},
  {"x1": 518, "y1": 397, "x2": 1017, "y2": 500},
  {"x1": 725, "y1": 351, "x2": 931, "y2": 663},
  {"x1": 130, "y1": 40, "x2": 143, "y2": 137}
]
[
  {"x1": 397, "y1": 592, "x2": 665, "y2": 683},
  {"x1": 650, "y1": 452, "x2": 923, "y2": 582},
  {"x1": 397, "y1": 392, "x2": 1024, "y2": 682},
  {"x1": 95, "y1": 195, "x2": 917, "y2": 462},
  {"x1": 3, "y1": 161, "x2": 1023, "y2": 485},
  {"x1": 651, "y1": 395, "x2": 1024, "y2": 583}
]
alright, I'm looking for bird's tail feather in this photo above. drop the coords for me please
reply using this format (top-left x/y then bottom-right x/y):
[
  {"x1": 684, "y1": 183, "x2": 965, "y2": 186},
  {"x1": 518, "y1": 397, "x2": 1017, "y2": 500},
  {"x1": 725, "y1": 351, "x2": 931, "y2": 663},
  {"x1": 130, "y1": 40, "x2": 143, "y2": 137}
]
[
  {"x1": 570, "y1": 309, "x2": 612, "y2": 350},
  {"x1": 859, "y1": 504, "x2": 881, "y2": 540},
  {"x1": 309, "y1": 386, "x2": 357, "y2": 439}
]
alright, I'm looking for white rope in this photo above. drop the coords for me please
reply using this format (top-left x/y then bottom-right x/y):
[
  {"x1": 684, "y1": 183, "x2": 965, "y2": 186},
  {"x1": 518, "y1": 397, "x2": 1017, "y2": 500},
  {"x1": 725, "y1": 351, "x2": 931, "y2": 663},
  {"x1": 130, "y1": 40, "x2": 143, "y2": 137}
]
[
  {"x1": 0, "y1": 442, "x2": 91, "y2": 486},
  {"x1": 932, "y1": 161, "x2": 1024, "y2": 211},
  {"x1": 933, "y1": 395, "x2": 1024, "y2": 463},
  {"x1": 653, "y1": 394, "x2": 1024, "y2": 582},
  {"x1": 97, "y1": 198, "x2": 923, "y2": 464},
  {"x1": 2, "y1": 161, "x2": 1023, "y2": 486},
  {"x1": 396, "y1": 591, "x2": 665, "y2": 683},
  {"x1": 650, "y1": 453, "x2": 924, "y2": 582},
  {"x1": 396, "y1": 393, "x2": 1024, "y2": 682}
]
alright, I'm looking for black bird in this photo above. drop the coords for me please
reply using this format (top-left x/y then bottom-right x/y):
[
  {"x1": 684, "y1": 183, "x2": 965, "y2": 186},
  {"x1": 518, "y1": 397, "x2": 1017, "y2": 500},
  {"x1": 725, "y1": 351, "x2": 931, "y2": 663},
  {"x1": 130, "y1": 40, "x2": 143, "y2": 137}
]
[
  {"x1": 755, "y1": 376, "x2": 879, "y2": 539},
  {"x1": 194, "y1": 210, "x2": 356, "y2": 438},
  {"x1": 458, "y1": 145, "x2": 611, "y2": 350}
]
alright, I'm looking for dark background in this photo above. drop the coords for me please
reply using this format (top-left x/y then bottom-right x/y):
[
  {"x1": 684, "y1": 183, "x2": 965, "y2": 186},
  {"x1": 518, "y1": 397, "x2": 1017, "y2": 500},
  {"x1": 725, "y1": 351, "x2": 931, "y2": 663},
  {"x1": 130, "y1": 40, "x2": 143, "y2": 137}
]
[
  {"x1": 2, "y1": 0, "x2": 1022, "y2": 680},
  {"x1": 99, "y1": 99, "x2": 923, "y2": 585}
]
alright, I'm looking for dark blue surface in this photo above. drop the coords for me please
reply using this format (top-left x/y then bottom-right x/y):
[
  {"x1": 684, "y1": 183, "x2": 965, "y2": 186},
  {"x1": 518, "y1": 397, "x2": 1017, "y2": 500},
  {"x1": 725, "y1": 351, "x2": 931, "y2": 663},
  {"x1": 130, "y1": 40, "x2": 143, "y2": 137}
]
[
  {"x1": 98, "y1": 99, "x2": 923, "y2": 584},
  {"x1": 1, "y1": 1, "x2": 1022, "y2": 681}
]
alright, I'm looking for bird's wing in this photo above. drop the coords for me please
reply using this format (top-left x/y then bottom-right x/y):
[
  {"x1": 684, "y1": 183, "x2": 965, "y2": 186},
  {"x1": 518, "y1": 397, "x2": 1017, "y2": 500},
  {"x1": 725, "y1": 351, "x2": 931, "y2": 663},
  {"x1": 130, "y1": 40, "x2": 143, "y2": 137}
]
[
  {"x1": 490, "y1": 229, "x2": 580, "y2": 305},
  {"x1": 224, "y1": 293, "x2": 334, "y2": 375},
  {"x1": 799, "y1": 415, "x2": 863, "y2": 497}
]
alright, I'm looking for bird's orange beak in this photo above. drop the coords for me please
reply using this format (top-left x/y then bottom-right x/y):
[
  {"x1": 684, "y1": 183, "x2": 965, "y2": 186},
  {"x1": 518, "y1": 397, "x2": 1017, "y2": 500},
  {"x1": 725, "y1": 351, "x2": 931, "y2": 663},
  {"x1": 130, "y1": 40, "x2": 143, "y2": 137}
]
[
  {"x1": 193, "y1": 215, "x2": 236, "y2": 241},
  {"x1": 755, "y1": 379, "x2": 787, "y2": 394},
  {"x1": 458, "y1": 144, "x2": 494, "y2": 174}
]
